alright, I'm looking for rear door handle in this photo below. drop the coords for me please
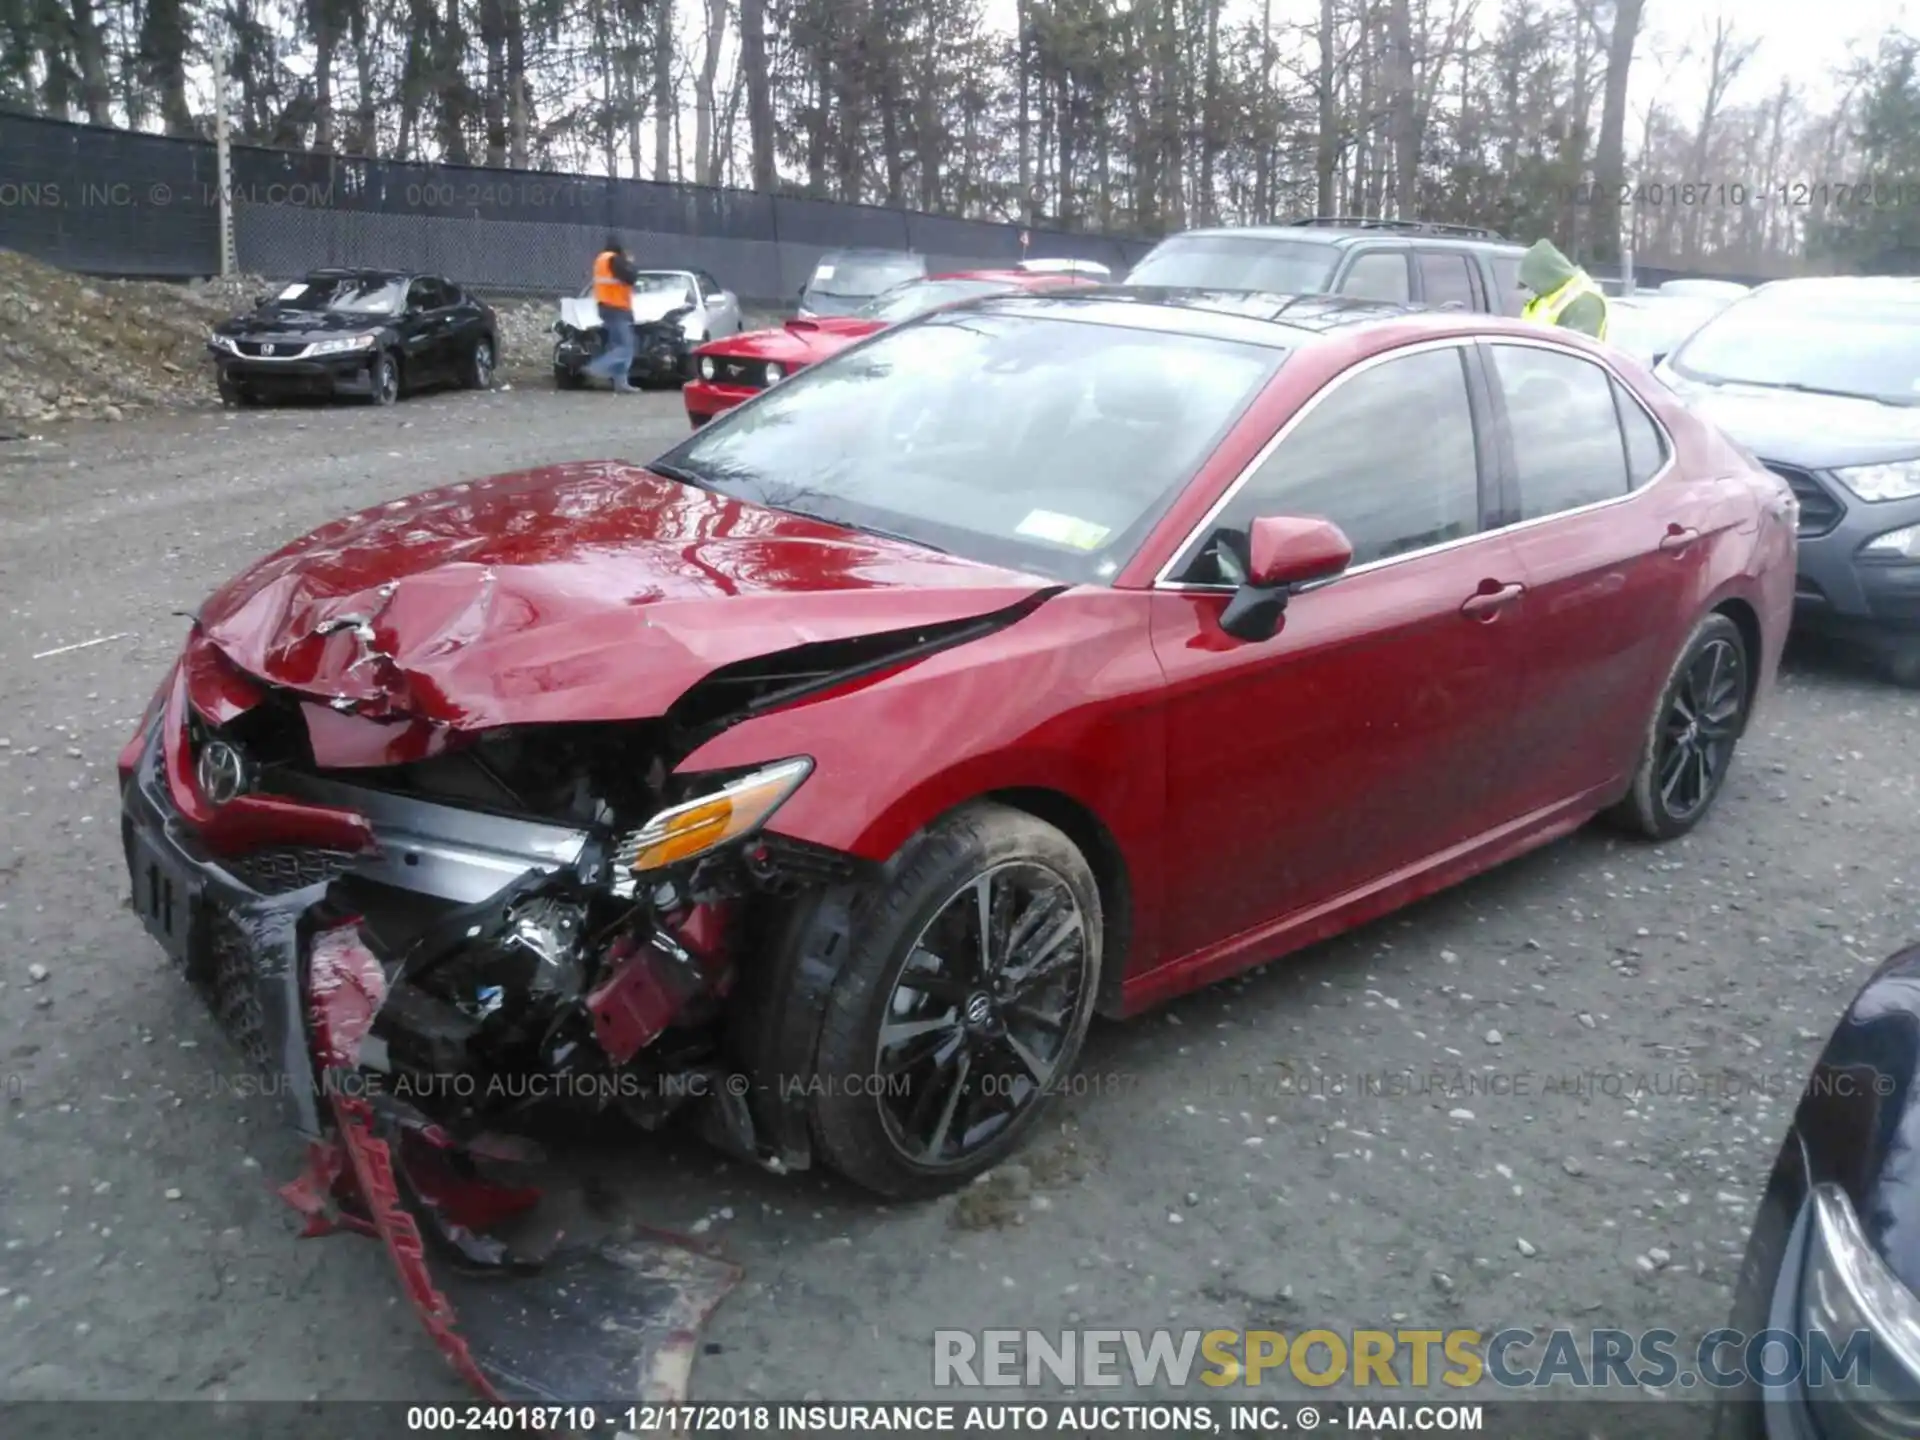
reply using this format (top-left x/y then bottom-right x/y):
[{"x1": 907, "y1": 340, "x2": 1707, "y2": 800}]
[
  {"x1": 1659, "y1": 525, "x2": 1701, "y2": 554},
  {"x1": 1460, "y1": 581, "x2": 1525, "y2": 619}
]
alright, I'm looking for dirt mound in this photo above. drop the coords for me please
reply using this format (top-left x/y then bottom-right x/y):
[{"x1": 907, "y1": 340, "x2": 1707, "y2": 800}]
[{"x1": 0, "y1": 249, "x2": 274, "y2": 431}]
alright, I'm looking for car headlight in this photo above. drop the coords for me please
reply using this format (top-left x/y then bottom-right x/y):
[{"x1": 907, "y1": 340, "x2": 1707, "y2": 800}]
[
  {"x1": 699, "y1": 356, "x2": 716, "y2": 381},
  {"x1": 1797, "y1": 1183, "x2": 1920, "y2": 1429},
  {"x1": 764, "y1": 362, "x2": 785, "y2": 384},
  {"x1": 1833, "y1": 461, "x2": 1920, "y2": 502},
  {"x1": 307, "y1": 334, "x2": 377, "y2": 357},
  {"x1": 1861, "y1": 524, "x2": 1920, "y2": 562},
  {"x1": 209, "y1": 334, "x2": 238, "y2": 353},
  {"x1": 613, "y1": 757, "x2": 812, "y2": 879}
]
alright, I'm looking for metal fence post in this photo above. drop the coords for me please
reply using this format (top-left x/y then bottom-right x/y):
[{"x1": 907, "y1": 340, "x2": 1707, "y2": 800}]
[{"x1": 214, "y1": 48, "x2": 236, "y2": 277}]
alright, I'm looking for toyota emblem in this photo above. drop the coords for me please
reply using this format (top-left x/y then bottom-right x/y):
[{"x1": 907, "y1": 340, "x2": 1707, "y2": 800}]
[{"x1": 195, "y1": 739, "x2": 248, "y2": 805}]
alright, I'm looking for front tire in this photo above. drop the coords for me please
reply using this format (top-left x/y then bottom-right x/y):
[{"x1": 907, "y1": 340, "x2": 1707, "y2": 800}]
[
  {"x1": 804, "y1": 802, "x2": 1104, "y2": 1198},
  {"x1": 1606, "y1": 611, "x2": 1750, "y2": 840},
  {"x1": 365, "y1": 351, "x2": 400, "y2": 407},
  {"x1": 216, "y1": 377, "x2": 257, "y2": 409}
]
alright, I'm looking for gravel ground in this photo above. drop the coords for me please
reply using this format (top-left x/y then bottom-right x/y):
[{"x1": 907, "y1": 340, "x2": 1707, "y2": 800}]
[{"x1": 0, "y1": 385, "x2": 1915, "y2": 1413}]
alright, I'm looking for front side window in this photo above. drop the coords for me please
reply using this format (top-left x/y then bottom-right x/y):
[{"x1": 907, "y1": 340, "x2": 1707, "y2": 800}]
[
  {"x1": 656, "y1": 309, "x2": 1289, "y2": 584},
  {"x1": 1179, "y1": 345, "x2": 1482, "y2": 583},
  {"x1": 1339, "y1": 251, "x2": 1412, "y2": 303},
  {"x1": 1126, "y1": 235, "x2": 1342, "y2": 294},
  {"x1": 1490, "y1": 344, "x2": 1631, "y2": 518}
]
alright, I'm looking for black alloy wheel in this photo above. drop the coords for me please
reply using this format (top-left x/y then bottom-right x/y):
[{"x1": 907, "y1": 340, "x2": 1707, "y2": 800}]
[
  {"x1": 1609, "y1": 611, "x2": 1750, "y2": 840},
  {"x1": 462, "y1": 337, "x2": 495, "y2": 390},
  {"x1": 367, "y1": 352, "x2": 400, "y2": 406},
  {"x1": 801, "y1": 803, "x2": 1104, "y2": 1197},
  {"x1": 874, "y1": 861, "x2": 1091, "y2": 1166}
]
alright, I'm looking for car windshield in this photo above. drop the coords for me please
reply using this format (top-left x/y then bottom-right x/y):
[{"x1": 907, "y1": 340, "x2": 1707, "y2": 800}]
[
  {"x1": 1668, "y1": 294, "x2": 1920, "y2": 406},
  {"x1": 652, "y1": 308, "x2": 1288, "y2": 583},
  {"x1": 633, "y1": 273, "x2": 695, "y2": 295},
  {"x1": 1126, "y1": 235, "x2": 1340, "y2": 294},
  {"x1": 807, "y1": 255, "x2": 925, "y2": 298},
  {"x1": 856, "y1": 278, "x2": 1017, "y2": 323},
  {"x1": 273, "y1": 276, "x2": 406, "y2": 314}
]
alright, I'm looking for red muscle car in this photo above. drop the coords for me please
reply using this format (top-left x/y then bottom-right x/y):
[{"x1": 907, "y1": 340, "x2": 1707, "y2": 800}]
[{"x1": 682, "y1": 266, "x2": 1101, "y2": 427}]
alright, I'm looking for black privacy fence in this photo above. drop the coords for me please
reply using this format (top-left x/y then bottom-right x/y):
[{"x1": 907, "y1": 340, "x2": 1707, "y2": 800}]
[{"x1": 0, "y1": 112, "x2": 1157, "y2": 302}]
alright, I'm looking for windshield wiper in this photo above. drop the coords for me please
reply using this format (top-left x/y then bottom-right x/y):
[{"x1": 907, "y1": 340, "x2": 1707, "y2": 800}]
[
  {"x1": 819, "y1": 517, "x2": 950, "y2": 554},
  {"x1": 1715, "y1": 378, "x2": 1916, "y2": 407}
]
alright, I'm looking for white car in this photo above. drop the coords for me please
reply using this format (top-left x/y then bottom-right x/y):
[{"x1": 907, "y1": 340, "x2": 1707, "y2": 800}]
[{"x1": 555, "y1": 269, "x2": 744, "y2": 344}]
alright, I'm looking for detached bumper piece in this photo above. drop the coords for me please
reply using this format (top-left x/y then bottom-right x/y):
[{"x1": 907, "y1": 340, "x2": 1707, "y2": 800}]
[
  {"x1": 121, "y1": 722, "x2": 740, "y2": 1406},
  {"x1": 290, "y1": 924, "x2": 741, "y2": 1404}
]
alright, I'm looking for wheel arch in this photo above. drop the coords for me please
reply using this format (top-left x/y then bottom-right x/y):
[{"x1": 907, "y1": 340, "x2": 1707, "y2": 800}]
[
  {"x1": 1708, "y1": 593, "x2": 1764, "y2": 730},
  {"x1": 982, "y1": 785, "x2": 1134, "y2": 1018}
]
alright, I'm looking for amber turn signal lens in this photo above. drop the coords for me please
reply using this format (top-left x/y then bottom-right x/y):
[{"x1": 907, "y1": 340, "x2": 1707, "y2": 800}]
[{"x1": 621, "y1": 757, "x2": 813, "y2": 874}]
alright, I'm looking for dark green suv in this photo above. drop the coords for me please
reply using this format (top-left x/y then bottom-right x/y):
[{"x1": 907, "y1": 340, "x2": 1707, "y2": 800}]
[{"x1": 1126, "y1": 218, "x2": 1528, "y2": 315}]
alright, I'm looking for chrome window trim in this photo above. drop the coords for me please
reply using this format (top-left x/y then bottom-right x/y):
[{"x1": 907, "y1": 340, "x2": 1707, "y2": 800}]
[{"x1": 1150, "y1": 332, "x2": 1680, "y2": 593}]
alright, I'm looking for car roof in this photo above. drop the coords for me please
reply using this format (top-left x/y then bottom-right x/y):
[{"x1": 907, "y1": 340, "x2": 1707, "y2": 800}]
[
  {"x1": 1165, "y1": 224, "x2": 1522, "y2": 254},
  {"x1": 947, "y1": 285, "x2": 1550, "y2": 349},
  {"x1": 925, "y1": 268, "x2": 1093, "y2": 286}
]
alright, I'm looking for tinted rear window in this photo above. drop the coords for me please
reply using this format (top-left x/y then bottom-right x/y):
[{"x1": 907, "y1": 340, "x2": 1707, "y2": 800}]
[
  {"x1": 1127, "y1": 235, "x2": 1341, "y2": 294},
  {"x1": 806, "y1": 254, "x2": 927, "y2": 297}
]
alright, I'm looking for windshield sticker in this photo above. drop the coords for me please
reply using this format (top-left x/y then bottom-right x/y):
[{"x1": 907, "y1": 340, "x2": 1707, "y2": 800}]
[
  {"x1": 277, "y1": 283, "x2": 308, "y2": 300},
  {"x1": 1016, "y1": 509, "x2": 1112, "y2": 551},
  {"x1": 813, "y1": 264, "x2": 836, "y2": 282}
]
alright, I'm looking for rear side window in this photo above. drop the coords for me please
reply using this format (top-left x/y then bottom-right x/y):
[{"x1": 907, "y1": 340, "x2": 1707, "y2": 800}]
[
  {"x1": 1417, "y1": 251, "x2": 1476, "y2": 309},
  {"x1": 1614, "y1": 379, "x2": 1670, "y2": 487},
  {"x1": 1490, "y1": 257, "x2": 1525, "y2": 316},
  {"x1": 1339, "y1": 251, "x2": 1412, "y2": 303},
  {"x1": 1183, "y1": 345, "x2": 1481, "y2": 580},
  {"x1": 1490, "y1": 344, "x2": 1630, "y2": 518}
]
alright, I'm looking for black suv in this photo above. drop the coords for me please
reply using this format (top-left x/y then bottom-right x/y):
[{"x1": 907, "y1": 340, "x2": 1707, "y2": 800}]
[{"x1": 1125, "y1": 218, "x2": 1527, "y2": 315}]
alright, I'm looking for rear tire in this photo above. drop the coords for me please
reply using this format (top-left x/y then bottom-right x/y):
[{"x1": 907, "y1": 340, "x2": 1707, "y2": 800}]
[
  {"x1": 1605, "y1": 611, "x2": 1750, "y2": 840},
  {"x1": 460, "y1": 336, "x2": 495, "y2": 390},
  {"x1": 803, "y1": 802, "x2": 1103, "y2": 1199}
]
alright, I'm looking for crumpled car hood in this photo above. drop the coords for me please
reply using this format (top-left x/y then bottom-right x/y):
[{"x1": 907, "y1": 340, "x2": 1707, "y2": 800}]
[{"x1": 195, "y1": 460, "x2": 1052, "y2": 729}]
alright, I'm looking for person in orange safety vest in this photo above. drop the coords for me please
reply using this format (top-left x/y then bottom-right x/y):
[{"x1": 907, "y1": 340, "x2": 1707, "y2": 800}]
[{"x1": 584, "y1": 234, "x2": 641, "y2": 393}]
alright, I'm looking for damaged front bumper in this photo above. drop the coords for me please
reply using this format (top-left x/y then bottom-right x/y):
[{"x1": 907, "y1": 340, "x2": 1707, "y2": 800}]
[{"x1": 119, "y1": 714, "x2": 743, "y2": 1403}]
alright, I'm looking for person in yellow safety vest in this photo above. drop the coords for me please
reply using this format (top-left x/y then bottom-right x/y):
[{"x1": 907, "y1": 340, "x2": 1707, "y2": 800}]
[
  {"x1": 1517, "y1": 238, "x2": 1609, "y2": 341},
  {"x1": 584, "y1": 234, "x2": 641, "y2": 394}
]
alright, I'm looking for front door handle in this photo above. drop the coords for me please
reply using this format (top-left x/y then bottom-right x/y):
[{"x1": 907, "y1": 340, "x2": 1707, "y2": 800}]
[
  {"x1": 1659, "y1": 525, "x2": 1701, "y2": 554},
  {"x1": 1460, "y1": 581, "x2": 1525, "y2": 620}
]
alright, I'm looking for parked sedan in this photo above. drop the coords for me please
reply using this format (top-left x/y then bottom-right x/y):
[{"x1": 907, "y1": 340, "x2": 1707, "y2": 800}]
[
  {"x1": 1715, "y1": 941, "x2": 1920, "y2": 1437},
  {"x1": 551, "y1": 268, "x2": 743, "y2": 390},
  {"x1": 208, "y1": 270, "x2": 497, "y2": 407},
  {"x1": 1655, "y1": 277, "x2": 1920, "y2": 684},
  {"x1": 683, "y1": 266, "x2": 1100, "y2": 427}
]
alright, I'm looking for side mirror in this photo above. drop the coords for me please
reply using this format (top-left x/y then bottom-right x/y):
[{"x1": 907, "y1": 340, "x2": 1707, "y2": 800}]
[
  {"x1": 1651, "y1": 351, "x2": 1669, "y2": 367},
  {"x1": 1218, "y1": 516, "x2": 1354, "y2": 643}
]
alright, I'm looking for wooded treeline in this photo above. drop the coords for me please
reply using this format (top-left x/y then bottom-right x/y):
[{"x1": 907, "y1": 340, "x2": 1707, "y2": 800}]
[{"x1": 4, "y1": 0, "x2": 1918, "y2": 274}]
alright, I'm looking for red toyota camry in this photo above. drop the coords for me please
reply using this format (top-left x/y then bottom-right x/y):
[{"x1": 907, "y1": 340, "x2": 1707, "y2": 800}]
[
  {"x1": 682, "y1": 266, "x2": 1099, "y2": 427},
  {"x1": 122, "y1": 288, "x2": 1795, "y2": 1215}
]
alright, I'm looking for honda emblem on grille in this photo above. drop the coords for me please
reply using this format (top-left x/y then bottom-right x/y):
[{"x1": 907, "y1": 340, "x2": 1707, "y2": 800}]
[{"x1": 196, "y1": 740, "x2": 249, "y2": 806}]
